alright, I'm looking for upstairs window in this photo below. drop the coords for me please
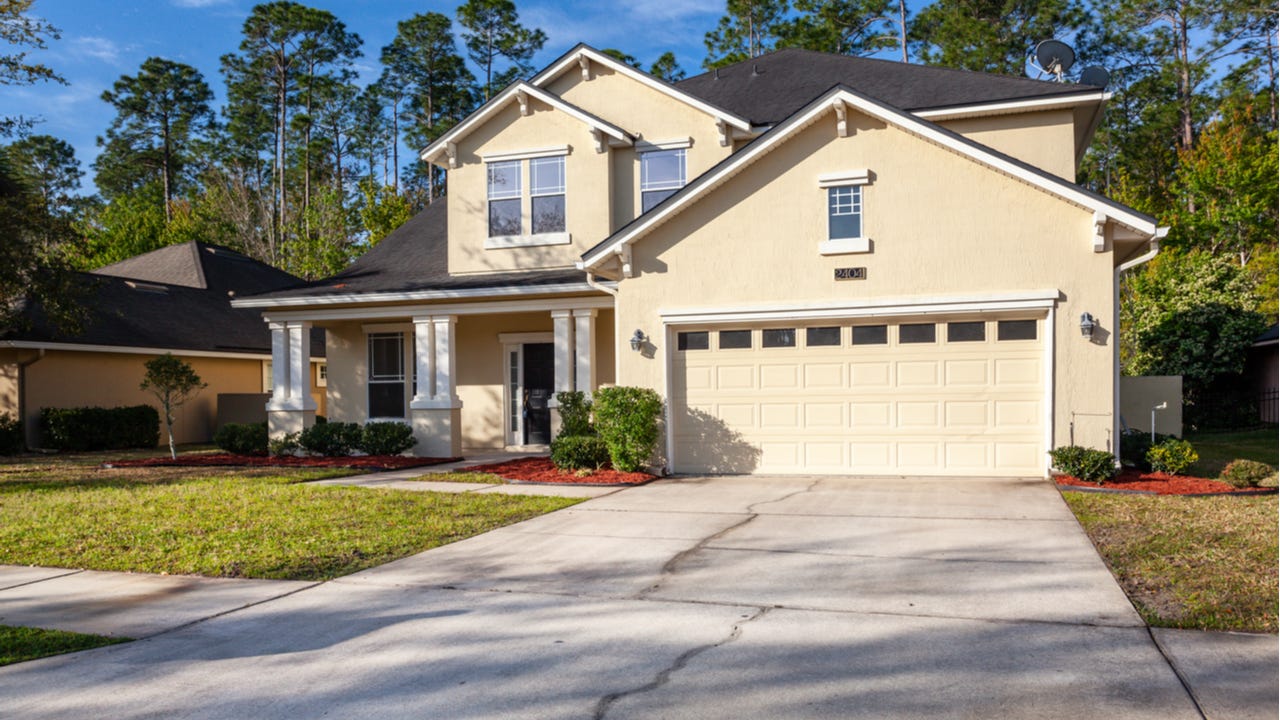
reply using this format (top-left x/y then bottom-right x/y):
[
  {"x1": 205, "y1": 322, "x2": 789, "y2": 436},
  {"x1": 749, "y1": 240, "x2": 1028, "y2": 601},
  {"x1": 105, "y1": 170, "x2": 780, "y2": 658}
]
[
  {"x1": 828, "y1": 186, "x2": 862, "y2": 241},
  {"x1": 530, "y1": 156, "x2": 566, "y2": 234},
  {"x1": 487, "y1": 160, "x2": 522, "y2": 237},
  {"x1": 641, "y1": 149, "x2": 686, "y2": 212}
]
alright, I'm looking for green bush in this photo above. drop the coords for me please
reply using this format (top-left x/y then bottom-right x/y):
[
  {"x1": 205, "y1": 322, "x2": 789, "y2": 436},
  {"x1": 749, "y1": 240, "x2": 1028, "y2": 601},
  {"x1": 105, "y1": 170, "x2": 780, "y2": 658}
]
[
  {"x1": 1220, "y1": 459, "x2": 1276, "y2": 489},
  {"x1": 1119, "y1": 428, "x2": 1172, "y2": 471},
  {"x1": 1049, "y1": 445, "x2": 1118, "y2": 483},
  {"x1": 1146, "y1": 438, "x2": 1199, "y2": 475},
  {"x1": 269, "y1": 431, "x2": 301, "y2": 457},
  {"x1": 593, "y1": 386, "x2": 663, "y2": 473},
  {"x1": 554, "y1": 390, "x2": 595, "y2": 438},
  {"x1": 550, "y1": 434, "x2": 610, "y2": 470},
  {"x1": 39, "y1": 405, "x2": 160, "y2": 451},
  {"x1": 299, "y1": 422, "x2": 362, "y2": 456},
  {"x1": 0, "y1": 413, "x2": 23, "y2": 455},
  {"x1": 213, "y1": 422, "x2": 268, "y2": 456},
  {"x1": 360, "y1": 421, "x2": 415, "y2": 456}
]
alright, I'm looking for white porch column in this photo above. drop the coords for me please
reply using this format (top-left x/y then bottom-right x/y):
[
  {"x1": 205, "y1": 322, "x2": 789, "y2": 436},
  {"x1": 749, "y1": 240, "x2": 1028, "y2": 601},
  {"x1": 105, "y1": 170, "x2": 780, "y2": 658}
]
[
  {"x1": 432, "y1": 315, "x2": 459, "y2": 405},
  {"x1": 409, "y1": 315, "x2": 461, "y2": 458},
  {"x1": 287, "y1": 321, "x2": 316, "y2": 410},
  {"x1": 266, "y1": 320, "x2": 316, "y2": 438},
  {"x1": 411, "y1": 317, "x2": 434, "y2": 405},
  {"x1": 268, "y1": 321, "x2": 289, "y2": 407},
  {"x1": 573, "y1": 308, "x2": 597, "y2": 395},
  {"x1": 551, "y1": 309, "x2": 575, "y2": 398}
]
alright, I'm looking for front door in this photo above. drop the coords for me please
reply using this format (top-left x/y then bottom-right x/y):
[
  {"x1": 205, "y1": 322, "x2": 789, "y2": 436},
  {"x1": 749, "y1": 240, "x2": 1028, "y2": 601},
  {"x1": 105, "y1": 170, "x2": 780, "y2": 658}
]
[{"x1": 522, "y1": 343, "x2": 554, "y2": 445}]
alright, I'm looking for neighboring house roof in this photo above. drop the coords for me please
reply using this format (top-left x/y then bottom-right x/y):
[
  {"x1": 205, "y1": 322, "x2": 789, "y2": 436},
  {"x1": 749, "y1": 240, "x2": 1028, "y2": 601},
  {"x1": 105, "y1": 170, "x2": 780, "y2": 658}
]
[
  {"x1": 234, "y1": 201, "x2": 589, "y2": 308},
  {"x1": 675, "y1": 48, "x2": 1105, "y2": 126},
  {"x1": 582, "y1": 84, "x2": 1161, "y2": 270},
  {"x1": 1254, "y1": 323, "x2": 1278, "y2": 347},
  {"x1": 4, "y1": 241, "x2": 323, "y2": 357}
]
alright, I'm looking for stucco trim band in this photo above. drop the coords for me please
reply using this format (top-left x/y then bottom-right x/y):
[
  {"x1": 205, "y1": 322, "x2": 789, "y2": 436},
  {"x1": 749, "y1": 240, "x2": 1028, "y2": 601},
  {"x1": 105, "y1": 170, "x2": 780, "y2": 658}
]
[{"x1": 658, "y1": 290, "x2": 1060, "y2": 325}]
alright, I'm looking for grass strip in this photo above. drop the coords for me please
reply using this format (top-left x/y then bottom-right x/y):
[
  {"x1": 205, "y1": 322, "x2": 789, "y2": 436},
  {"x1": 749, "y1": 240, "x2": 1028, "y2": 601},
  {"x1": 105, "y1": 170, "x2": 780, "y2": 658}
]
[
  {"x1": 408, "y1": 471, "x2": 504, "y2": 484},
  {"x1": 1064, "y1": 492, "x2": 1277, "y2": 633},
  {"x1": 0, "y1": 625, "x2": 130, "y2": 666}
]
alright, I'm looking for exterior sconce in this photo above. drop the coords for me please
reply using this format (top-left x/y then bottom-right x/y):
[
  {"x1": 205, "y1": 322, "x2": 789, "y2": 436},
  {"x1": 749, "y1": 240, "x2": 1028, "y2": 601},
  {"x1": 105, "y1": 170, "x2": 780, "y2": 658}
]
[
  {"x1": 1079, "y1": 312, "x2": 1097, "y2": 338},
  {"x1": 629, "y1": 329, "x2": 648, "y2": 351}
]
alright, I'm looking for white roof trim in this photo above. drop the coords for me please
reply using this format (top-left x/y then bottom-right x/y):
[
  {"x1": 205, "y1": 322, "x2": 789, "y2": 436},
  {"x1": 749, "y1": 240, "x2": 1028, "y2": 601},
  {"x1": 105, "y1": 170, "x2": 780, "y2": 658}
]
[
  {"x1": 583, "y1": 86, "x2": 1158, "y2": 270},
  {"x1": 262, "y1": 295, "x2": 616, "y2": 323},
  {"x1": 660, "y1": 290, "x2": 1060, "y2": 325},
  {"x1": 914, "y1": 91, "x2": 1110, "y2": 121},
  {"x1": 420, "y1": 82, "x2": 631, "y2": 164},
  {"x1": 481, "y1": 145, "x2": 571, "y2": 162},
  {"x1": 531, "y1": 46, "x2": 752, "y2": 132},
  {"x1": 232, "y1": 281, "x2": 610, "y2": 309},
  {"x1": 0, "y1": 340, "x2": 271, "y2": 360}
]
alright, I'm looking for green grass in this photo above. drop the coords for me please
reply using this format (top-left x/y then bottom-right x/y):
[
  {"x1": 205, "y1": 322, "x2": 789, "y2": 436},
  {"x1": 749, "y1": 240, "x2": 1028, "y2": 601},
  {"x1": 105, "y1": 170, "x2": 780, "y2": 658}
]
[
  {"x1": 1185, "y1": 428, "x2": 1279, "y2": 480},
  {"x1": 409, "y1": 471, "x2": 504, "y2": 484},
  {"x1": 1064, "y1": 492, "x2": 1278, "y2": 633},
  {"x1": 0, "y1": 625, "x2": 130, "y2": 666},
  {"x1": 0, "y1": 452, "x2": 582, "y2": 580}
]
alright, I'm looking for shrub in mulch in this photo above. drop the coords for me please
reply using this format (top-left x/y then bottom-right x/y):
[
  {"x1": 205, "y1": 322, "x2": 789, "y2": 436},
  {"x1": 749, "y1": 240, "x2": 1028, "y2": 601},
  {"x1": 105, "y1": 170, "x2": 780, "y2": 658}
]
[
  {"x1": 1056, "y1": 468, "x2": 1278, "y2": 496},
  {"x1": 460, "y1": 456, "x2": 655, "y2": 486},
  {"x1": 102, "y1": 454, "x2": 461, "y2": 471}
]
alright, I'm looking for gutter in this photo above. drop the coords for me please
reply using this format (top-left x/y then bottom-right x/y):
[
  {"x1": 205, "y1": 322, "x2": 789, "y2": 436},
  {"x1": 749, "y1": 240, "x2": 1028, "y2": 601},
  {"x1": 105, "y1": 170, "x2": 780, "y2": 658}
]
[
  {"x1": 583, "y1": 272, "x2": 619, "y2": 297},
  {"x1": 1112, "y1": 227, "x2": 1167, "y2": 461},
  {"x1": 16, "y1": 348, "x2": 45, "y2": 450}
]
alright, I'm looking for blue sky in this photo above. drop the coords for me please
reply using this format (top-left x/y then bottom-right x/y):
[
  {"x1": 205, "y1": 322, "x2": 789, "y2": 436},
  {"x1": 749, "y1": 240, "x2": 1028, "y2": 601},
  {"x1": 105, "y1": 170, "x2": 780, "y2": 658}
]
[{"x1": 2, "y1": 0, "x2": 742, "y2": 194}]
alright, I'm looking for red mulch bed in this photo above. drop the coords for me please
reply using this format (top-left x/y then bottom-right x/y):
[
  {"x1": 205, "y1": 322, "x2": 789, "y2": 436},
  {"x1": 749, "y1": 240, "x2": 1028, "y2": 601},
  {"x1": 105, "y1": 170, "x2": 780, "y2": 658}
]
[
  {"x1": 1057, "y1": 468, "x2": 1275, "y2": 496},
  {"x1": 103, "y1": 454, "x2": 462, "y2": 471},
  {"x1": 460, "y1": 456, "x2": 655, "y2": 485}
]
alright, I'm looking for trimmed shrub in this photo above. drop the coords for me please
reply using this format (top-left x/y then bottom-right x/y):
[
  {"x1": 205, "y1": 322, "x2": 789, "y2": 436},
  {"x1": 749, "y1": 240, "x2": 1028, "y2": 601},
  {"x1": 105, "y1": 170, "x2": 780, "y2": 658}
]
[
  {"x1": 269, "y1": 431, "x2": 301, "y2": 457},
  {"x1": 554, "y1": 390, "x2": 595, "y2": 439},
  {"x1": 1119, "y1": 428, "x2": 1172, "y2": 471},
  {"x1": 40, "y1": 405, "x2": 160, "y2": 451},
  {"x1": 360, "y1": 421, "x2": 415, "y2": 456},
  {"x1": 593, "y1": 386, "x2": 663, "y2": 473},
  {"x1": 213, "y1": 422, "x2": 268, "y2": 456},
  {"x1": 1146, "y1": 438, "x2": 1199, "y2": 475},
  {"x1": 1049, "y1": 445, "x2": 1118, "y2": 483},
  {"x1": 1220, "y1": 459, "x2": 1276, "y2": 489},
  {"x1": 551, "y1": 434, "x2": 610, "y2": 470},
  {"x1": 0, "y1": 413, "x2": 23, "y2": 455},
  {"x1": 299, "y1": 422, "x2": 362, "y2": 456}
]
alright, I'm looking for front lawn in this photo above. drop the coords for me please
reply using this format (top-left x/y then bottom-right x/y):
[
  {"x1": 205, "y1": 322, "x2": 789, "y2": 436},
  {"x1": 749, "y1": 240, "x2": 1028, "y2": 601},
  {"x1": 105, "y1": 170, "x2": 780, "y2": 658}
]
[
  {"x1": 1185, "y1": 428, "x2": 1279, "y2": 480},
  {"x1": 1064, "y1": 492, "x2": 1278, "y2": 633},
  {"x1": 0, "y1": 453, "x2": 582, "y2": 580},
  {"x1": 0, "y1": 625, "x2": 130, "y2": 667}
]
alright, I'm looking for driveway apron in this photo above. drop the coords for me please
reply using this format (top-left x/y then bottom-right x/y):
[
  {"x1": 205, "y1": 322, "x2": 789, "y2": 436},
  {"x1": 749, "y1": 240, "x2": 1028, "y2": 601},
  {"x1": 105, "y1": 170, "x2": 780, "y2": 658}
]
[{"x1": 0, "y1": 475, "x2": 1212, "y2": 719}]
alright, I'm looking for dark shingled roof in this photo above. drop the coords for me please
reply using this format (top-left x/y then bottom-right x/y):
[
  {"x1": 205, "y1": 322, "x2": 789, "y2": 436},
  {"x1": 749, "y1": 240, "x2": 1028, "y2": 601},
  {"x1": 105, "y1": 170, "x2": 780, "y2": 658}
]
[
  {"x1": 6, "y1": 242, "x2": 323, "y2": 357},
  {"x1": 1256, "y1": 323, "x2": 1279, "y2": 345},
  {"x1": 244, "y1": 200, "x2": 584, "y2": 301},
  {"x1": 676, "y1": 48, "x2": 1102, "y2": 125}
]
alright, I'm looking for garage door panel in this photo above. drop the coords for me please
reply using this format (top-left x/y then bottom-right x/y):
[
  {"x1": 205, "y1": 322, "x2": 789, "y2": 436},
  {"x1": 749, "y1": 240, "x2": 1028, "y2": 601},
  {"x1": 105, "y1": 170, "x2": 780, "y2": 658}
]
[
  {"x1": 715, "y1": 403, "x2": 757, "y2": 428},
  {"x1": 760, "y1": 442, "x2": 799, "y2": 468},
  {"x1": 760, "y1": 364, "x2": 799, "y2": 389},
  {"x1": 715, "y1": 364, "x2": 756, "y2": 390},
  {"x1": 760, "y1": 403, "x2": 800, "y2": 428},
  {"x1": 945, "y1": 359, "x2": 989, "y2": 385},
  {"x1": 945, "y1": 401, "x2": 989, "y2": 427},
  {"x1": 945, "y1": 443, "x2": 991, "y2": 468},
  {"x1": 850, "y1": 402, "x2": 892, "y2": 428},
  {"x1": 897, "y1": 442, "x2": 940, "y2": 467},
  {"x1": 896, "y1": 361, "x2": 939, "y2": 387},
  {"x1": 804, "y1": 363, "x2": 845, "y2": 388},
  {"x1": 804, "y1": 403, "x2": 845, "y2": 429},
  {"x1": 849, "y1": 442, "x2": 892, "y2": 468},
  {"x1": 995, "y1": 443, "x2": 1041, "y2": 469},
  {"x1": 804, "y1": 442, "x2": 845, "y2": 467},
  {"x1": 994, "y1": 358, "x2": 1040, "y2": 385},
  {"x1": 896, "y1": 401, "x2": 940, "y2": 428},
  {"x1": 994, "y1": 400, "x2": 1040, "y2": 427},
  {"x1": 850, "y1": 361, "x2": 892, "y2": 388}
]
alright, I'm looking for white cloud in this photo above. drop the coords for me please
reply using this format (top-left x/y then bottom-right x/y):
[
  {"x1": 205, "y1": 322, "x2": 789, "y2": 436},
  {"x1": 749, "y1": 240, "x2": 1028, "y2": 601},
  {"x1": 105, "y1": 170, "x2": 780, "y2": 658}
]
[
  {"x1": 170, "y1": 0, "x2": 231, "y2": 7},
  {"x1": 68, "y1": 36, "x2": 122, "y2": 64}
]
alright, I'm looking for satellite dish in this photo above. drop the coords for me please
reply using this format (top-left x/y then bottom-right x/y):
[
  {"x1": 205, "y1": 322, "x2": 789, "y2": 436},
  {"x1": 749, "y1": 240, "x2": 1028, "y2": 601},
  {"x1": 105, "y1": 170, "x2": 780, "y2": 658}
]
[
  {"x1": 1079, "y1": 65, "x2": 1111, "y2": 88},
  {"x1": 1033, "y1": 39, "x2": 1076, "y2": 81}
]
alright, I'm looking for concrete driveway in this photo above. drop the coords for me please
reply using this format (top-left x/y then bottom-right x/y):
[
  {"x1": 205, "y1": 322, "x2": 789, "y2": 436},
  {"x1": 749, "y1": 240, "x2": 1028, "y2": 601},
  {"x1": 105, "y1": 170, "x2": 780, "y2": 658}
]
[{"x1": 0, "y1": 475, "x2": 1253, "y2": 718}]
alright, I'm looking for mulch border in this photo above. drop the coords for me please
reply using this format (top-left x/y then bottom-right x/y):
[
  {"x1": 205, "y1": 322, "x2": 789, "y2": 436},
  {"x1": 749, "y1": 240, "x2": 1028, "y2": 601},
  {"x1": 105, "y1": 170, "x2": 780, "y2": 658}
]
[
  {"x1": 1056, "y1": 483, "x2": 1278, "y2": 498},
  {"x1": 101, "y1": 454, "x2": 463, "y2": 472},
  {"x1": 458, "y1": 456, "x2": 657, "y2": 487}
]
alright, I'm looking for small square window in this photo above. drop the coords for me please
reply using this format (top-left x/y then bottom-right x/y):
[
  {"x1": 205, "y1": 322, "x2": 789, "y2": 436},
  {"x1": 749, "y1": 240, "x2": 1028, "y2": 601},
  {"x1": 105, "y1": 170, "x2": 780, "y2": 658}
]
[
  {"x1": 998, "y1": 320, "x2": 1038, "y2": 341},
  {"x1": 851, "y1": 325, "x2": 888, "y2": 345},
  {"x1": 678, "y1": 331, "x2": 709, "y2": 351},
  {"x1": 806, "y1": 327, "x2": 841, "y2": 346},
  {"x1": 641, "y1": 149, "x2": 686, "y2": 212},
  {"x1": 762, "y1": 329, "x2": 796, "y2": 348},
  {"x1": 719, "y1": 330, "x2": 752, "y2": 349},
  {"x1": 899, "y1": 323, "x2": 936, "y2": 344},
  {"x1": 947, "y1": 321, "x2": 985, "y2": 342}
]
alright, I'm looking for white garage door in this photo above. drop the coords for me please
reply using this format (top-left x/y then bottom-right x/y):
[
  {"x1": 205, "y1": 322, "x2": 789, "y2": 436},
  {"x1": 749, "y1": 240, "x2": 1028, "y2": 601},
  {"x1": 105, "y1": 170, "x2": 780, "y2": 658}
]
[{"x1": 670, "y1": 316, "x2": 1046, "y2": 476}]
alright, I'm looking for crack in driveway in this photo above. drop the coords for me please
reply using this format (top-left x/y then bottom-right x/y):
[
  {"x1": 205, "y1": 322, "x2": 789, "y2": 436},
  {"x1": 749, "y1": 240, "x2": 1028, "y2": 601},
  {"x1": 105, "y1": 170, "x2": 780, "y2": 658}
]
[{"x1": 592, "y1": 606, "x2": 771, "y2": 720}]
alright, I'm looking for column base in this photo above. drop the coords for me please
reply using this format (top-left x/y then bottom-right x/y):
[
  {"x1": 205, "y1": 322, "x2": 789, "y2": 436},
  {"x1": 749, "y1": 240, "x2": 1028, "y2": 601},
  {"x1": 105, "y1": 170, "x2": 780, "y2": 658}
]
[
  {"x1": 268, "y1": 409, "x2": 316, "y2": 439},
  {"x1": 411, "y1": 407, "x2": 462, "y2": 458},
  {"x1": 549, "y1": 406, "x2": 563, "y2": 442}
]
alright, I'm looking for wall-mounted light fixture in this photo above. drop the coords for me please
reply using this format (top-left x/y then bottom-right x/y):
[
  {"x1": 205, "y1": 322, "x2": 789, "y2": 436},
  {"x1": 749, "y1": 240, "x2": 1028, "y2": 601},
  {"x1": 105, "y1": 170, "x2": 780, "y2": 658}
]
[
  {"x1": 629, "y1": 329, "x2": 648, "y2": 352},
  {"x1": 1079, "y1": 312, "x2": 1097, "y2": 339}
]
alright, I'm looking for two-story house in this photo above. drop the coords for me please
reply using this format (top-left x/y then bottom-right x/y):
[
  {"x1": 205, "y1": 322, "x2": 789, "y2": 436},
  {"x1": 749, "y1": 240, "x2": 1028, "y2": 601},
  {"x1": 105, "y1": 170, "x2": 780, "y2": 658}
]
[{"x1": 235, "y1": 45, "x2": 1165, "y2": 477}]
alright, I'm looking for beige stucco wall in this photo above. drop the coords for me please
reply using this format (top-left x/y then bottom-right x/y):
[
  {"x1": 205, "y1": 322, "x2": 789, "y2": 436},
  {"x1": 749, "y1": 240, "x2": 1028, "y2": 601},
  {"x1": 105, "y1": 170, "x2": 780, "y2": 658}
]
[
  {"x1": 322, "y1": 308, "x2": 616, "y2": 449},
  {"x1": 938, "y1": 109, "x2": 1078, "y2": 181},
  {"x1": 0, "y1": 349, "x2": 311, "y2": 448},
  {"x1": 613, "y1": 107, "x2": 1119, "y2": 462},
  {"x1": 1119, "y1": 375, "x2": 1183, "y2": 437}
]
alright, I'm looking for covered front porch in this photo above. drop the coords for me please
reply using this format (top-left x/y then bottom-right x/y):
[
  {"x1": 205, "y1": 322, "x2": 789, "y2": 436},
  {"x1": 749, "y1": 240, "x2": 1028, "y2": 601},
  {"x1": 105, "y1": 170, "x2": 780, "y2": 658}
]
[{"x1": 264, "y1": 296, "x2": 616, "y2": 457}]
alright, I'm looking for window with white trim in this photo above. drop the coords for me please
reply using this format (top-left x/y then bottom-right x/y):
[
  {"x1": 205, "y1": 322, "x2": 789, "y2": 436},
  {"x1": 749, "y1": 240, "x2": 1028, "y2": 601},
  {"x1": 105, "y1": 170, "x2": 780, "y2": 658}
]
[
  {"x1": 486, "y1": 155, "x2": 567, "y2": 242},
  {"x1": 640, "y1": 149, "x2": 686, "y2": 212},
  {"x1": 530, "y1": 156, "x2": 566, "y2": 234},
  {"x1": 487, "y1": 160, "x2": 522, "y2": 237},
  {"x1": 368, "y1": 333, "x2": 406, "y2": 418},
  {"x1": 817, "y1": 169, "x2": 871, "y2": 254}
]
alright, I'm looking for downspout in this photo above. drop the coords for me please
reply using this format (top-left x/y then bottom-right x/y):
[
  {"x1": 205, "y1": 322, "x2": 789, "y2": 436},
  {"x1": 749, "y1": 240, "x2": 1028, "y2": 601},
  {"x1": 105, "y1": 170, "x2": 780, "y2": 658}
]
[
  {"x1": 1112, "y1": 228, "x2": 1166, "y2": 460},
  {"x1": 16, "y1": 348, "x2": 46, "y2": 451}
]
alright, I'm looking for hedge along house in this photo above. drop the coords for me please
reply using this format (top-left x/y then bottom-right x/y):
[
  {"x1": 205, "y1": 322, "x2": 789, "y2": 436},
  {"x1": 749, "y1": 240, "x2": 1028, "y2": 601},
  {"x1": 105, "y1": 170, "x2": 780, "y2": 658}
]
[
  {"x1": 235, "y1": 45, "x2": 1165, "y2": 477},
  {"x1": 0, "y1": 242, "x2": 326, "y2": 448}
]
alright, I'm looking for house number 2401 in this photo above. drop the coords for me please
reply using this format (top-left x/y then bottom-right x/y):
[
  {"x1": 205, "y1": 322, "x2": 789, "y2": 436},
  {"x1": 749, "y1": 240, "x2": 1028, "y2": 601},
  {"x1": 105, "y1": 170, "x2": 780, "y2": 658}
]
[{"x1": 834, "y1": 267, "x2": 867, "y2": 280}]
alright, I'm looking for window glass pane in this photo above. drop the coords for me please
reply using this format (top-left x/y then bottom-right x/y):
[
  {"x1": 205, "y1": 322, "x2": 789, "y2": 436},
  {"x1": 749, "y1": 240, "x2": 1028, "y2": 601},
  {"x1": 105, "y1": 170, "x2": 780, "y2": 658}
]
[
  {"x1": 640, "y1": 149, "x2": 686, "y2": 192},
  {"x1": 828, "y1": 186, "x2": 862, "y2": 239},
  {"x1": 719, "y1": 329, "x2": 752, "y2": 349},
  {"x1": 899, "y1": 323, "x2": 936, "y2": 343},
  {"x1": 806, "y1": 326, "x2": 841, "y2": 346},
  {"x1": 369, "y1": 382, "x2": 405, "y2": 418},
  {"x1": 641, "y1": 188, "x2": 677, "y2": 213},
  {"x1": 947, "y1": 321, "x2": 985, "y2": 342},
  {"x1": 851, "y1": 325, "x2": 887, "y2": 345},
  {"x1": 530, "y1": 156, "x2": 565, "y2": 195},
  {"x1": 998, "y1": 319, "x2": 1038, "y2": 341},
  {"x1": 488, "y1": 198, "x2": 521, "y2": 237},
  {"x1": 369, "y1": 334, "x2": 403, "y2": 379},
  {"x1": 487, "y1": 160, "x2": 521, "y2": 199},
  {"x1": 762, "y1": 328, "x2": 796, "y2": 348},
  {"x1": 677, "y1": 331, "x2": 709, "y2": 351},
  {"x1": 531, "y1": 195, "x2": 565, "y2": 234}
]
